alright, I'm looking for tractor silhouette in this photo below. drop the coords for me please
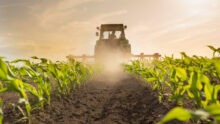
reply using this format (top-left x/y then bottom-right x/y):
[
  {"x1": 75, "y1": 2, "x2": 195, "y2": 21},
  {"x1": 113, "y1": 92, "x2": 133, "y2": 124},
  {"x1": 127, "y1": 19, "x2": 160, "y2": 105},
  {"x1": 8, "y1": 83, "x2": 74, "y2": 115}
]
[{"x1": 67, "y1": 24, "x2": 160, "y2": 63}]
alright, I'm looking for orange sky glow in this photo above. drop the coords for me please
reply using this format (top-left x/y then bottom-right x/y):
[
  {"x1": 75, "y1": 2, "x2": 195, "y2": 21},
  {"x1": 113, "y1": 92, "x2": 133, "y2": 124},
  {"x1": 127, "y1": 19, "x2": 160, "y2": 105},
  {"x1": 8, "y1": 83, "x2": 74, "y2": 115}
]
[{"x1": 0, "y1": 0, "x2": 220, "y2": 60}]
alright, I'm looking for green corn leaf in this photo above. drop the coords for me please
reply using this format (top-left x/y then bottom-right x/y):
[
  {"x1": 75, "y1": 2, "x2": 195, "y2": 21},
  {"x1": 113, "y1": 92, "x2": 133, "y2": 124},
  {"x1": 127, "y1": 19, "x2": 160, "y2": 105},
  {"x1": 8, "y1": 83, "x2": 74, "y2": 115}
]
[
  {"x1": 0, "y1": 70, "x2": 6, "y2": 80},
  {"x1": 189, "y1": 71, "x2": 202, "y2": 90},
  {"x1": 180, "y1": 52, "x2": 191, "y2": 65},
  {"x1": 11, "y1": 59, "x2": 31, "y2": 66},
  {"x1": 205, "y1": 104, "x2": 220, "y2": 121},
  {"x1": 170, "y1": 68, "x2": 176, "y2": 77},
  {"x1": 214, "y1": 85, "x2": 220, "y2": 102},
  {"x1": 152, "y1": 82, "x2": 159, "y2": 90},
  {"x1": 0, "y1": 59, "x2": 8, "y2": 80},
  {"x1": 158, "y1": 107, "x2": 192, "y2": 124},
  {"x1": 180, "y1": 52, "x2": 188, "y2": 58},
  {"x1": 7, "y1": 79, "x2": 23, "y2": 92},
  {"x1": 207, "y1": 45, "x2": 216, "y2": 51},
  {"x1": 175, "y1": 67, "x2": 187, "y2": 81},
  {"x1": 145, "y1": 77, "x2": 157, "y2": 82},
  {"x1": 186, "y1": 86, "x2": 194, "y2": 98},
  {"x1": 7, "y1": 64, "x2": 16, "y2": 79},
  {"x1": 0, "y1": 88, "x2": 7, "y2": 94},
  {"x1": 40, "y1": 58, "x2": 48, "y2": 63},
  {"x1": 207, "y1": 45, "x2": 217, "y2": 57},
  {"x1": 214, "y1": 60, "x2": 220, "y2": 78},
  {"x1": 204, "y1": 84, "x2": 213, "y2": 104},
  {"x1": 200, "y1": 74, "x2": 210, "y2": 85},
  {"x1": 31, "y1": 56, "x2": 39, "y2": 59},
  {"x1": 23, "y1": 83, "x2": 43, "y2": 102}
]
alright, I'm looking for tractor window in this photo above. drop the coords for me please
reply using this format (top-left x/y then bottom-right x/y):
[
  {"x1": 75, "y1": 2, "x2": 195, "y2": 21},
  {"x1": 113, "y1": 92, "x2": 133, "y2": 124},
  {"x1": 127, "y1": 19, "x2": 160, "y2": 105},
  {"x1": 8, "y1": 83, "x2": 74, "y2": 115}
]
[
  {"x1": 115, "y1": 31, "x2": 121, "y2": 39},
  {"x1": 102, "y1": 31, "x2": 109, "y2": 39},
  {"x1": 101, "y1": 31, "x2": 122, "y2": 39}
]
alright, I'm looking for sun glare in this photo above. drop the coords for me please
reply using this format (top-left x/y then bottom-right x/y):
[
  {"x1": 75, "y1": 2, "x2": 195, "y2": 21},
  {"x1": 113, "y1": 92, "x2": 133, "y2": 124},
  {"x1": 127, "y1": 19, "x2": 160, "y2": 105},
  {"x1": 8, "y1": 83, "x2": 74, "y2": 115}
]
[
  {"x1": 188, "y1": 0, "x2": 209, "y2": 5},
  {"x1": 182, "y1": 0, "x2": 215, "y2": 16}
]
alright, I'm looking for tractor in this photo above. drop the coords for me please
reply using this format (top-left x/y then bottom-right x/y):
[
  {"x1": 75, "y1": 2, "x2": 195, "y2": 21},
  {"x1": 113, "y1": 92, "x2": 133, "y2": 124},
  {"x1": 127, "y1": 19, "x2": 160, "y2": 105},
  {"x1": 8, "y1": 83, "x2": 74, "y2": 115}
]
[
  {"x1": 66, "y1": 24, "x2": 161, "y2": 63},
  {"x1": 95, "y1": 24, "x2": 131, "y2": 63}
]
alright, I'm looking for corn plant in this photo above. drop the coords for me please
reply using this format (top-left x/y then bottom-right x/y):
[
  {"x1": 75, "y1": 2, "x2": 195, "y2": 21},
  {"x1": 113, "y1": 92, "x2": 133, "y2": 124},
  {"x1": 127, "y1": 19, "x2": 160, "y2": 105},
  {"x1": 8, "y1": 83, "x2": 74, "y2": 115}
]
[
  {"x1": 0, "y1": 58, "x2": 32, "y2": 122},
  {"x1": 0, "y1": 56, "x2": 92, "y2": 123},
  {"x1": 124, "y1": 46, "x2": 220, "y2": 123},
  {"x1": 159, "y1": 104, "x2": 220, "y2": 124}
]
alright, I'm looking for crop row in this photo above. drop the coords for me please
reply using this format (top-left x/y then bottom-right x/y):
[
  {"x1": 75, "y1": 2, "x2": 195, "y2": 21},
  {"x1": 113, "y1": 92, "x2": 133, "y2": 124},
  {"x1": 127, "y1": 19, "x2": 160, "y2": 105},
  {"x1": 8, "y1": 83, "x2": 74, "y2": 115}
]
[
  {"x1": 124, "y1": 46, "x2": 220, "y2": 124},
  {"x1": 0, "y1": 56, "x2": 92, "y2": 124}
]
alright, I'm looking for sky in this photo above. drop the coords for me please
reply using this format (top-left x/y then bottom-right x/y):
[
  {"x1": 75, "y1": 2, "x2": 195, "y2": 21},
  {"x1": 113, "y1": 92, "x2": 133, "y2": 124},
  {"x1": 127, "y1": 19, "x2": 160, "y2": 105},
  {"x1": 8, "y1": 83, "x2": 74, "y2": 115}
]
[{"x1": 0, "y1": 0, "x2": 220, "y2": 60}]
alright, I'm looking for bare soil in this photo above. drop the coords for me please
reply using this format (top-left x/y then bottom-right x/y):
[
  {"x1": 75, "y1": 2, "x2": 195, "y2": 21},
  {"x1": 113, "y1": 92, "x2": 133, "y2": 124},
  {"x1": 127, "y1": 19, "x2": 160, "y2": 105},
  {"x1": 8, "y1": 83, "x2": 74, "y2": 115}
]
[{"x1": 3, "y1": 73, "x2": 180, "y2": 124}]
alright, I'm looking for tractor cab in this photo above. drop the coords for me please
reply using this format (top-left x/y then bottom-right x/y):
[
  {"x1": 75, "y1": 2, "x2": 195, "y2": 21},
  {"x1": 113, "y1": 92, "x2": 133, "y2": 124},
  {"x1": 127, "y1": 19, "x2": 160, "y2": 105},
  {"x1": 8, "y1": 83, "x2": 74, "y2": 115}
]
[
  {"x1": 98, "y1": 24, "x2": 126, "y2": 40},
  {"x1": 95, "y1": 24, "x2": 131, "y2": 63}
]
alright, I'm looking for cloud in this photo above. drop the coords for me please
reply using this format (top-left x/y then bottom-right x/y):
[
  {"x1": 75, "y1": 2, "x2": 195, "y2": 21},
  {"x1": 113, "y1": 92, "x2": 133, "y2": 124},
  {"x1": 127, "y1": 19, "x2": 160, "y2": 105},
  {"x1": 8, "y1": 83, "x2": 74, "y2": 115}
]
[{"x1": 29, "y1": 0, "x2": 107, "y2": 28}]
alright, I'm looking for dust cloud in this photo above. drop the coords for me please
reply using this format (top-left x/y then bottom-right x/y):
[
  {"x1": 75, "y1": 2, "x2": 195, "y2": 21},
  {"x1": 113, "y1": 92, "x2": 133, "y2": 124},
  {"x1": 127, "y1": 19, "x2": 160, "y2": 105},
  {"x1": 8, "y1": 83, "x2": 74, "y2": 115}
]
[
  {"x1": 95, "y1": 68, "x2": 128, "y2": 86},
  {"x1": 94, "y1": 51, "x2": 130, "y2": 85}
]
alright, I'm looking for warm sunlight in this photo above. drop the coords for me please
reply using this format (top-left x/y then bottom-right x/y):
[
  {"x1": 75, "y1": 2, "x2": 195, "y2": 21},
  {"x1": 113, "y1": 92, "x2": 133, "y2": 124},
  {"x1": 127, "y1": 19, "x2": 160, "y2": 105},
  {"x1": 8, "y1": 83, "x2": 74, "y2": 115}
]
[
  {"x1": 0, "y1": 1, "x2": 220, "y2": 124},
  {"x1": 183, "y1": 0, "x2": 217, "y2": 8},
  {"x1": 0, "y1": 0, "x2": 219, "y2": 60},
  {"x1": 188, "y1": 0, "x2": 209, "y2": 5}
]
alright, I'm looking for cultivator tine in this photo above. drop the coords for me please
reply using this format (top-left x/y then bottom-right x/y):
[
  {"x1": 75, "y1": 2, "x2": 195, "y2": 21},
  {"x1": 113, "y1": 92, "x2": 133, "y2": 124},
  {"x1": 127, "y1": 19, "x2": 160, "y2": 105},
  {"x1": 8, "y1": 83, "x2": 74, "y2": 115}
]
[
  {"x1": 132, "y1": 53, "x2": 161, "y2": 61},
  {"x1": 66, "y1": 53, "x2": 161, "y2": 63}
]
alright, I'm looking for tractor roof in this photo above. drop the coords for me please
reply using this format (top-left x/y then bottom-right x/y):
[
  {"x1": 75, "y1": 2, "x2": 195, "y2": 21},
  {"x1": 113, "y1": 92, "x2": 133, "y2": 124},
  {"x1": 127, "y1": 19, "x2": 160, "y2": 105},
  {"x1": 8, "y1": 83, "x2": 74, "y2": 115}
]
[{"x1": 100, "y1": 24, "x2": 124, "y2": 31}]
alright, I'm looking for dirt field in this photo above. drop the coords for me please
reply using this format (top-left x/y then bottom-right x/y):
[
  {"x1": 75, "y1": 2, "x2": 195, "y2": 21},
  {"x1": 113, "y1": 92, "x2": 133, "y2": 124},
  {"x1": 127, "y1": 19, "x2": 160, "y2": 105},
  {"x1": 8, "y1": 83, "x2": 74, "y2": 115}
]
[{"x1": 3, "y1": 72, "x2": 179, "y2": 124}]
